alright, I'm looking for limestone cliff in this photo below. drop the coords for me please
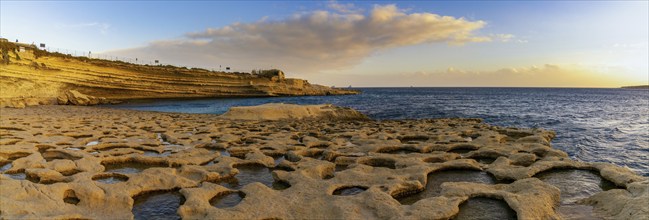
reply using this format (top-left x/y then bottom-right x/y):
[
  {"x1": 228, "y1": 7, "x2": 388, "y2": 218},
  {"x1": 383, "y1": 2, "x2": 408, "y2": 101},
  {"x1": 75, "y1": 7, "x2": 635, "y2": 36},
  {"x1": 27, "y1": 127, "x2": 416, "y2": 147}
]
[{"x1": 0, "y1": 41, "x2": 358, "y2": 107}]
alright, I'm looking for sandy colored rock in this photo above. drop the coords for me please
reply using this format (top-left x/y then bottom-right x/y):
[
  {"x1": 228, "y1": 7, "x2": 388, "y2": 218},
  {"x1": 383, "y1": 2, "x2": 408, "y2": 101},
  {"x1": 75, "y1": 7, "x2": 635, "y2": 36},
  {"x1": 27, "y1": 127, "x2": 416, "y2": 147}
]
[
  {"x1": 57, "y1": 93, "x2": 69, "y2": 105},
  {"x1": 218, "y1": 103, "x2": 370, "y2": 121},
  {"x1": 581, "y1": 180, "x2": 649, "y2": 219},
  {"x1": 63, "y1": 90, "x2": 102, "y2": 106},
  {"x1": 0, "y1": 105, "x2": 646, "y2": 219},
  {"x1": 0, "y1": 42, "x2": 358, "y2": 108},
  {"x1": 442, "y1": 178, "x2": 562, "y2": 219}
]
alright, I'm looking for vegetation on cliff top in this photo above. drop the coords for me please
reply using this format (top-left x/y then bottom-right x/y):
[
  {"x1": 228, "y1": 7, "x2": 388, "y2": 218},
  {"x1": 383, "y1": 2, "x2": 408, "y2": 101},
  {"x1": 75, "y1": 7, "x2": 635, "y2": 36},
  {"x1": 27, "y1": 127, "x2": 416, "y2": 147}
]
[{"x1": 0, "y1": 40, "x2": 285, "y2": 79}]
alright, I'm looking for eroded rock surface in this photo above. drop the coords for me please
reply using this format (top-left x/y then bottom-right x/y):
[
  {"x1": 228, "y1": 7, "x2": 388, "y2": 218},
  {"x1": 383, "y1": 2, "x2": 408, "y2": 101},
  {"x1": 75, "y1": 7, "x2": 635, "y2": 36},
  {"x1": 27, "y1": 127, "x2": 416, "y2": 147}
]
[{"x1": 0, "y1": 106, "x2": 646, "y2": 219}]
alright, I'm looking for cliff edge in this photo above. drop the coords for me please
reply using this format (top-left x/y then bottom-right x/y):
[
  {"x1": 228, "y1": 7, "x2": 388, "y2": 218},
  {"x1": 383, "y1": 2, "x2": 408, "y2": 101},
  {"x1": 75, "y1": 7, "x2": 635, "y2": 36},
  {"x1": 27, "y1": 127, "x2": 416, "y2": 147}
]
[{"x1": 0, "y1": 41, "x2": 358, "y2": 108}]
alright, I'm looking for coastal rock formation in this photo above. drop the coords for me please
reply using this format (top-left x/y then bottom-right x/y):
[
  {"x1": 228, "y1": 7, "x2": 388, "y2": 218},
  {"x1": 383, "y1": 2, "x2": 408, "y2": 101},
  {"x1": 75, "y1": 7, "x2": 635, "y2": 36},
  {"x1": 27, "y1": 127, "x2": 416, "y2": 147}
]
[
  {"x1": 581, "y1": 180, "x2": 649, "y2": 219},
  {"x1": 0, "y1": 41, "x2": 358, "y2": 108},
  {"x1": 58, "y1": 90, "x2": 106, "y2": 106},
  {"x1": 0, "y1": 105, "x2": 646, "y2": 219},
  {"x1": 218, "y1": 103, "x2": 370, "y2": 121}
]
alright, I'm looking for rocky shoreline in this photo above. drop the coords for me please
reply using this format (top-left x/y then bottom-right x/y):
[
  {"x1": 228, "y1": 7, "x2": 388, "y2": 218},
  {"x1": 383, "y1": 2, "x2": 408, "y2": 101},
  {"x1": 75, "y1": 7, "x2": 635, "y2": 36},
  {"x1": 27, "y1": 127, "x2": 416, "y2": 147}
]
[
  {"x1": 0, "y1": 104, "x2": 646, "y2": 219},
  {"x1": 0, "y1": 41, "x2": 358, "y2": 108}
]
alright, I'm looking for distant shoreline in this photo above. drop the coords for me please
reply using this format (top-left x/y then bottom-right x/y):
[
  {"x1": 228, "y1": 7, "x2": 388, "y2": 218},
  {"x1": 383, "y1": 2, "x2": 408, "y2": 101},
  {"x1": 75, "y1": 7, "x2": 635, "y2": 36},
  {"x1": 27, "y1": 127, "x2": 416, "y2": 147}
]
[
  {"x1": 339, "y1": 86, "x2": 645, "y2": 89},
  {"x1": 621, "y1": 85, "x2": 649, "y2": 89}
]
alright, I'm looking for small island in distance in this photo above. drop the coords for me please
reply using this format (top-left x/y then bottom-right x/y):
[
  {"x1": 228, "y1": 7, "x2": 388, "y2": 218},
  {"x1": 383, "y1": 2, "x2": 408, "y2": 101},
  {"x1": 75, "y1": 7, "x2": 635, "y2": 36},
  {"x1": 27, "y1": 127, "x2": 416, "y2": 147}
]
[{"x1": 621, "y1": 85, "x2": 649, "y2": 89}]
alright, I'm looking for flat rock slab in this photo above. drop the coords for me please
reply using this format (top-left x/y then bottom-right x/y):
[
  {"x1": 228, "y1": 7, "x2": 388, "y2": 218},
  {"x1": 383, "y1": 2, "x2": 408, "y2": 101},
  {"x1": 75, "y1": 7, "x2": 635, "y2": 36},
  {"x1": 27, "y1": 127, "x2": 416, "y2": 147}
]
[
  {"x1": 218, "y1": 103, "x2": 370, "y2": 121},
  {"x1": 0, "y1": 105, "x2": 646, "y2": 219}
]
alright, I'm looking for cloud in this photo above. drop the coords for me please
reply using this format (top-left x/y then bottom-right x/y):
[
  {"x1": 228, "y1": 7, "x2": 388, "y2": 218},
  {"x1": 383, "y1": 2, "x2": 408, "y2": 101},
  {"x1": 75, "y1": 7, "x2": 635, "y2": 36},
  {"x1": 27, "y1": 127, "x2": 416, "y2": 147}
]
[
  {"x1": 56, "y1": 22, "x2": 111, "y2": 34},
  {"x1": 110, "y1": 4, "x2": 497, "y2": 73},
  {"x1": 612, "y1": 42, "x2": 648, "y2": 49},
  {"x1": 327, "y1": 0, "x2": 363, "y2": 14},
  {"x1": 490, "y1": 34, "x2": 514, "y2": 42},
  {"x1": 306, "y1": 64, "x2": 640, "y2": 87}
]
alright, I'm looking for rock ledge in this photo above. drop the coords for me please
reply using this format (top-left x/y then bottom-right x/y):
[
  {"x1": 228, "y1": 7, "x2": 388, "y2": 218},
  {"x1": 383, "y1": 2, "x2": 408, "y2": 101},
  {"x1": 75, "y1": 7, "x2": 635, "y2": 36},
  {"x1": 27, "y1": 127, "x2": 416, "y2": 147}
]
[{"x1": 218, "y1": 103, "x2": 370, "y2": 121}]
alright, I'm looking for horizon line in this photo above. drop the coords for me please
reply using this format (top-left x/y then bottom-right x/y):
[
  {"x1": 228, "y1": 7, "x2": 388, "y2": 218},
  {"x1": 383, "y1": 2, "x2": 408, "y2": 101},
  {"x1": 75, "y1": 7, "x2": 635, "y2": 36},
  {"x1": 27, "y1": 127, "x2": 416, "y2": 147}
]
[{"x1": 335, "y1": 86, "x2": 648, "y2": 89}]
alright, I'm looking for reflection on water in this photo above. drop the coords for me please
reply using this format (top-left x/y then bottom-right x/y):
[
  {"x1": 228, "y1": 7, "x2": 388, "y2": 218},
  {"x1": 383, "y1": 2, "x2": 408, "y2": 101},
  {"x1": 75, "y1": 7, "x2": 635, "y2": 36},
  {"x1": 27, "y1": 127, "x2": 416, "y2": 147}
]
[
  {"x1": 103, "y1": 162, "x2": 167, "y2": 174},
  {"x1": 535, "y1": 169, "x2": 617, "y2": 219},
  {"x1": 93, "y1": 173, "x2": 129, "y2": 184},
  {"x1": 95, "y1": 176, "x2": 127, "y2": 184},
  {"x1": 273, "y1": 155, "x2": 285, "y2": 166},
  {"x1": 132, "y1": 190, "x2": 184, "y2": 220},
  {"x1": 4, "y1": 172, "x2": 26, "y2": 180},
  {"x1": 143, "y1": 150, "x2": 172, "y2": 157},
  {"x1": 333, "y1": 186, "x2": 367, "y2": 196},
  {"x1": 0, "y1": 163, "x2": 12, "y2": 173},
  {"x1": 218, "y1": 149, "x2": 231, "y2": 157},
  {"x1": 454, "y1": 197, "x2": 517, "y2": 220},
  {"x1": 219, "y1": 165, "x2": 289, "y2": 190},
  {"x1": 210, "y1": 192, "x2": 245, "y2": 208},
  {"x1": 535, "y1": 169, "x2": 616, "y2": 204},
  {"x1": 398, "y1": 170, "x2": 497, "y2": 205}
]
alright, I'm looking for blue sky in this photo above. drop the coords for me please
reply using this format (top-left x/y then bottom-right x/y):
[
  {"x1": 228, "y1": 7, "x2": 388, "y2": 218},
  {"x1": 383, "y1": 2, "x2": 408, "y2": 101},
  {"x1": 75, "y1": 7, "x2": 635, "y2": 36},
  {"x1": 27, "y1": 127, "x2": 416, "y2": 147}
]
[{"x1": 2, "y1": 1, "x2": 648, "y2": 87}]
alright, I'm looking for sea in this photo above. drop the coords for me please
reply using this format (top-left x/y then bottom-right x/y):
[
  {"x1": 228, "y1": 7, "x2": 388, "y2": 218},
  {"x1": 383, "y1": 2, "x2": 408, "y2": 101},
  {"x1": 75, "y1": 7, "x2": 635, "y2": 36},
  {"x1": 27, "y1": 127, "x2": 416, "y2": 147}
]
[{"x1": 109, "y1": 88, "x2": 649, "y2": 176}]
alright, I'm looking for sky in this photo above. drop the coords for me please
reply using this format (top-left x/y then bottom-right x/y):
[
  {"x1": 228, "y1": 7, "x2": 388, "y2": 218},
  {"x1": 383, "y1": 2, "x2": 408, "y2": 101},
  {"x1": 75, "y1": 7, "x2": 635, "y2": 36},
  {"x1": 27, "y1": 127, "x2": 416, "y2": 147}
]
[{"x1": 1, "y1": 1, "x2": 648, "y2": 87}]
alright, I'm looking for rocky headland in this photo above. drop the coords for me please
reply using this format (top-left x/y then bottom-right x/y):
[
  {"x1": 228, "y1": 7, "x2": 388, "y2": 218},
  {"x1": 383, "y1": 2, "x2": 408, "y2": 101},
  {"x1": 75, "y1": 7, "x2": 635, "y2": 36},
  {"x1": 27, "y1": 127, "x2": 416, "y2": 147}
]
[
  {"x1": 0, "y1": 104, "x2": 646, "y2": 219},
  {"x1": 0, "y1": 41, "x2": 358, "y2": 108}
]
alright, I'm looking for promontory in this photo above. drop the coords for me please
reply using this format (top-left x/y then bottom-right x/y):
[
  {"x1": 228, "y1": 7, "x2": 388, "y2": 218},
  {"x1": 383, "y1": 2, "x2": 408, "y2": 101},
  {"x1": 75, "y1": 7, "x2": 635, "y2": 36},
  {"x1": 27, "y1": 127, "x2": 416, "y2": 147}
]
[{"x1": 0, "y1": 40, "x2": 358, "y2": 108}]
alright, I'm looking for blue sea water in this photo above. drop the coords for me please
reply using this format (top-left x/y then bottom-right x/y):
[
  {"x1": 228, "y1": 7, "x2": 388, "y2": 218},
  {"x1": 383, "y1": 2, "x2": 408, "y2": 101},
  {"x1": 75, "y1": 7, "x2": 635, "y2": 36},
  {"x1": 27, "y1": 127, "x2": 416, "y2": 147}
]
[{"x1": 109, "y1": 88, "x2": 649, "y2": 176}]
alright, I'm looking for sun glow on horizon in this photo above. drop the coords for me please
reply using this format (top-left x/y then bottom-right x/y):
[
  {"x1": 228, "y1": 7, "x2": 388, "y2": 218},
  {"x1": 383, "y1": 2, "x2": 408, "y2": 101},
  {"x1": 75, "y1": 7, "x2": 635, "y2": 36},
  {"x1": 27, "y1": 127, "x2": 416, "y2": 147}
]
[{"x1": 1, "y1": 1, "x2": 647, "y2": 87}]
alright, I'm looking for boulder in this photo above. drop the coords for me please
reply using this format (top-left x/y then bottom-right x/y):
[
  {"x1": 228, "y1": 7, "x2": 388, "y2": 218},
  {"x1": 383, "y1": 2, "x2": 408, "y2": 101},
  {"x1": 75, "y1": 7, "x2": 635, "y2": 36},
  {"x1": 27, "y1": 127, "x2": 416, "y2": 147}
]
[
  {"x1": 62, "y1": 90, "x2": 103, "y2": 106},
  {"x1": 9, "y1": 100, "x2": 25, "y2": 108},
  {"x1": 23, "y1": 98, "x2": 40, "y2": 106},
  {"x1": 57, "y1": 94, "x2": 68, "y2": 105}
]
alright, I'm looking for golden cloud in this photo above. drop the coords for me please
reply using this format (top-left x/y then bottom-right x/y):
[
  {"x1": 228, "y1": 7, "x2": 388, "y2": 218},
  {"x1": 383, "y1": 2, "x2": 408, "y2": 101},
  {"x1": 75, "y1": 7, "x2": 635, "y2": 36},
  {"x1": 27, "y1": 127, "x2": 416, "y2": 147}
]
[{"x1": 110, "y1": 4, "x2": 493, "y2": 73}]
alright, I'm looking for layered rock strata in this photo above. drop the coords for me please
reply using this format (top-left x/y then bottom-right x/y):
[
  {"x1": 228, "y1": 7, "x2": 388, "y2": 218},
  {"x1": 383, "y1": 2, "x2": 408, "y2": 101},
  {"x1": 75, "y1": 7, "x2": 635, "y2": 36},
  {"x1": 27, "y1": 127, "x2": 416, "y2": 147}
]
[
  {"x1": 0, "y1": 42, "x2": 358, "y2": 108},
  {"x1": 0, "y1": 105, "x2": 646, "y2": 219}
]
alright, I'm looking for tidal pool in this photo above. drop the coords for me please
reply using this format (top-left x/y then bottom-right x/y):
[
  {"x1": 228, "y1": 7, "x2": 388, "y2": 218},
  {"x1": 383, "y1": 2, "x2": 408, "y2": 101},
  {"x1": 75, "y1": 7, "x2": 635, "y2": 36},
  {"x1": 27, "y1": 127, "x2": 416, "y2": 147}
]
[
  {"x1": 397, "y1": 170, "x2": 497, "y2": 205},
  {"x1": 103, "y1": 162, "x2": 167, "y2": 174},
  {"x1": 218, "y1": 149, "x2": 231, "y2": 157},
  {"x1": 1, "y1": 162, "x2": 13, "y2": 173},
  {"x1": 218, "y1": 165, "x2": 289, "y2": 190},
  {"x1": 535, "y1": 169, "x2": 617, "y2": 219},
  {"x1": 93, "y1": 173, "x2": 129, "y2": 184},
  {"x1": 143, "y1": 150, "x2": 172, "y2": 157},
  {"x1": 454, "y1": 197, "x2": 517, "y2": 220},
  {"x1": 4, "y1": 172, "x2": 26, "y2": 180},
  {"x1": 132, "y1": 190, "x2": 184, "y2": 220},
  {"x1": 333, "y1": 186, "x2": 367, "y2": 196},
  {"x1": 210, "y1": 192, "x2": 245, "y2": 208}
]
